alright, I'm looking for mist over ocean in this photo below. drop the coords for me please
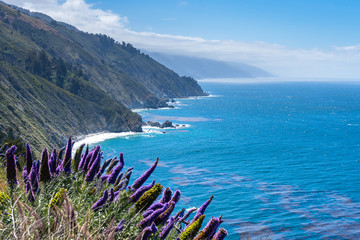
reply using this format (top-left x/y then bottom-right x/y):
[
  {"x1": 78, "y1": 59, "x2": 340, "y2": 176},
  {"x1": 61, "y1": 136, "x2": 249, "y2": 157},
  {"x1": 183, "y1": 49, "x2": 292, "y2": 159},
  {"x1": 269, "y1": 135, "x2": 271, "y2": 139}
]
[{"x1": 94, "y1": 80, "x2": 360, "y2": 239}]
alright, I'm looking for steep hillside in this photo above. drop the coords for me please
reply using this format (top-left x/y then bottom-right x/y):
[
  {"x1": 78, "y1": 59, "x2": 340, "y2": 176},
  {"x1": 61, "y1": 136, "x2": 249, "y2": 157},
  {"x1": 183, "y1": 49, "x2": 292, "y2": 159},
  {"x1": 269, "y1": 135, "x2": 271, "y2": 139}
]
[
  {"x1": 0, "y1": 2, "x2": 206, "y2": 108},
  {"x1": 0, "y1": 2, "x2": 206, "y2": 153},
  {"x1": 0, "y1": 61, "x2": 141, "y2": 155}
]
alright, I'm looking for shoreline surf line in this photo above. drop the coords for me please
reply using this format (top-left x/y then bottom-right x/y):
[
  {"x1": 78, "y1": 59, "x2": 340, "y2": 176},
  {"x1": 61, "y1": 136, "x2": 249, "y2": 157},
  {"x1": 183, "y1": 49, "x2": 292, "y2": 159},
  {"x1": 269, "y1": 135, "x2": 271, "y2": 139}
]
[{"x1": 72, "y1": 131, "x2": 139, "y2": 154}]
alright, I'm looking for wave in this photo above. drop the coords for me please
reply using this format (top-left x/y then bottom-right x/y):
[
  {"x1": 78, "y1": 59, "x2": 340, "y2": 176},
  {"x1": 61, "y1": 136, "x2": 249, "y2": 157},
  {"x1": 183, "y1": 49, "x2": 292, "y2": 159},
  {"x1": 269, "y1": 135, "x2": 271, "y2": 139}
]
[{"x1": 72, "y1": 132, "x2": 139, "y2": 153}]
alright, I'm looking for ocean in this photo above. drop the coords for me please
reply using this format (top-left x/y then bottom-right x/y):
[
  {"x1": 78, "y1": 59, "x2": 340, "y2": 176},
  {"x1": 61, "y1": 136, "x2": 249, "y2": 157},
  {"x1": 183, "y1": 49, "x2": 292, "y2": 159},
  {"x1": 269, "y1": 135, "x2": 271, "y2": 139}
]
[{"x1": 83, "y1": 80, "x2": 360, "y2": 239}]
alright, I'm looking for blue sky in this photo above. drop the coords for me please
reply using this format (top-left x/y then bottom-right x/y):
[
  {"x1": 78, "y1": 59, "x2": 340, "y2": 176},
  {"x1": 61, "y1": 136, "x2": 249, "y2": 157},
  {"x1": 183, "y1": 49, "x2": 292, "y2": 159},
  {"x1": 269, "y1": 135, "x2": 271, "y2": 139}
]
[
  {"x1": 6, "y1": 0, "x2": 360, "y2": 78},
  {"x1": 84, "y1": 0, "x2": 360, "y2": 50}
]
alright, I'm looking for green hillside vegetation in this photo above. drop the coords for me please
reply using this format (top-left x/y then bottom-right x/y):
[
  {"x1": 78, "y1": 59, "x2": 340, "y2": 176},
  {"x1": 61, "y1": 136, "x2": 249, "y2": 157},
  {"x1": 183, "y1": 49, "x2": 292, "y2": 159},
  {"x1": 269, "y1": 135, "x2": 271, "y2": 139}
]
[
  {"x1": 0, "y1": 2, "x2": 206, "y2": 153},
  {"x1": 0, "y1": 139, "x2": 227, "y2": 239}
]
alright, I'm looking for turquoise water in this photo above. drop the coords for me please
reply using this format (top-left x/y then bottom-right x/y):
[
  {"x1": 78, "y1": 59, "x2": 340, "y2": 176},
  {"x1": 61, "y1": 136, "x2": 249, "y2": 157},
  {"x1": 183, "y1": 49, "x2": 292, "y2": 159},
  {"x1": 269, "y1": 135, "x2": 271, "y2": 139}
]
[{"x1": 97, "y1": 81, "x2": 360, "y2": 239}]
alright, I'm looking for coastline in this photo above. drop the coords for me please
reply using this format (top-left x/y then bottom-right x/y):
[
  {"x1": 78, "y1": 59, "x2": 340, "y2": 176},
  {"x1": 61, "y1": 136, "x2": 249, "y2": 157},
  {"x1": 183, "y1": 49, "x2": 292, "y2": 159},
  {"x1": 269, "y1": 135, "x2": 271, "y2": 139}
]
[
  {"x1": 72, "y1": 93, "x2": 208, "y2": 153},
  {"x1": 72, "y1": 131, "x2": 138, "y2": 154}
]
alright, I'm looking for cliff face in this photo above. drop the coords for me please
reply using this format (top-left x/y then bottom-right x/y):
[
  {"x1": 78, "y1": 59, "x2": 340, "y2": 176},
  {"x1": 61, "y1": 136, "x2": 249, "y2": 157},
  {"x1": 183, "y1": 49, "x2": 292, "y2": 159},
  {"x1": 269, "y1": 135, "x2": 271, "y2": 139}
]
[
  {"x1": 0, "y1": 2, "x2": 206, "y2": 152},
  {"x1": 0, "y1": 61, "x2": 142, "y2": 153}
]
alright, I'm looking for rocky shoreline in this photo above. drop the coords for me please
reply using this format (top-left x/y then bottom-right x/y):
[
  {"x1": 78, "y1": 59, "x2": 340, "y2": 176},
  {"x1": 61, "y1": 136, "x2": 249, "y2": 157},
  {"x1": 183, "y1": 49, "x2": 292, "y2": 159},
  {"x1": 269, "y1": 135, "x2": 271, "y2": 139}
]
[{"x1": 142, "y1": 120, "x2": 186, "y2": 129}]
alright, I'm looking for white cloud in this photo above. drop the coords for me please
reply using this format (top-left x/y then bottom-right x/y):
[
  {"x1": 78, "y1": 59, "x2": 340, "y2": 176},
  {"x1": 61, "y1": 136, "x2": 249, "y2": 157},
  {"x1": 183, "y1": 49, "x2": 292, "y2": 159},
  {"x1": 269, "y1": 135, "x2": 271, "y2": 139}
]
[{"x1": 4, "y1": 0, "x2": 360, "y2": 78}]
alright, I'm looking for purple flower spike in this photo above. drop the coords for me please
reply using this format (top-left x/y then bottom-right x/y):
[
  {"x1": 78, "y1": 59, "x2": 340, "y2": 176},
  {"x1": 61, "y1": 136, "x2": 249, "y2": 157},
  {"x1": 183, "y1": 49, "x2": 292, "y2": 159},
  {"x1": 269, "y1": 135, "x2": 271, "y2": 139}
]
[
  {"x1": 119, "y1": 152, "x2": 124, "y2": 167},
  {"x1": 95, "y1": 158, "x2": 112, "y2": 179},
  {"x1": 138, "y1": 203, "x2": 168, "y2": 229},
  {"x1": 84, "y1": 153, "x2": 101, "y2": 182},
  {"x1": 180, "y1": 207, "x2": 197, "y2": 223},
  {"x1": 55, "y1": 164, "x2": 63, "y2": 174},
  {"x1": 108, "y1": 188, "x2": 115, "y2": 202},
  {"x1": 91, "y1": 189, "x2": 109, "y2": 211},
  {"x1": 131, "y1": 158, "x2": 159, "y2": 191},
  {"x1": 136, "y1": 223, "x2": 158, "y2": 240},
  {"x1": 22, "y1": 166, "x2": 28, "y2": 183},
  {"x1": 170, "y1": 190, "x2": 181, "y2": 204},
  {"x1": 198, "y1": 216, "x2": 223, "y2": 239},
  {"x1": 25, "y1": 181, "x2": 31, "y2": 193},
  {"x1": 39, "y1": 147, "x2": 51, "y2": 182},
  {"x1": 5, "y1": 145, "x2": 18, "y2": 186},
  {"x1": 174, "y1": 208, "x2": 185, "y2": 220},
  {"x1": 79, "y1": 145, "x2": 89, "y2": 170},
  {"x1": 25, "y1": 143, "x2": 33, "y2": 174},
  {"x1": 82, "y1": 151, "x2": 94, "y2": 172},
  {"x1": 146, "y1": 202, "x2": 164, "y2": 212},
  {"x1": 107, "y1": 155, "x2": 124, "y2": 184},
  {"x1": 35, "y1": 160, "x2": 40, "y2": 173},
  {"x1": 159, "y1": 187, "x2": 172, "y2": 204},
  {"x1": 115, "y1": 219, "x2": 125, "y2": 232},
  {"x1": 61, "y1": 137, "x2": 72, "y2": 173},
  {"x1": 29, "y1": 162, "x2": 39, "y2": 193},
  {"x1": 86, "y1": 145, "x2": 100, "y2": 171},
  {"x1": 155, "y1": 201, "x2": 176, "y2": 225},
  {"x1": 159, "y1": 217, "x2": 176, "y2": 240},
  {"x1": 100, "y1": 175, "x2": 109, "y2": 182},
  {"x1": 130, "y1": 180, "x2": 155, "y2": 203},
  {"x1": 143, "y1": 210, "x2": 154, "y2": 218},
  {"x1": 191, "y1": 195, "x2": 213, "y2": 224},
  {"x1": 212, "y1": 228, "x2": 228, "y2": 240},
  {"x1": 49, "y1": 148, "x2": 57, "y2": 175}
]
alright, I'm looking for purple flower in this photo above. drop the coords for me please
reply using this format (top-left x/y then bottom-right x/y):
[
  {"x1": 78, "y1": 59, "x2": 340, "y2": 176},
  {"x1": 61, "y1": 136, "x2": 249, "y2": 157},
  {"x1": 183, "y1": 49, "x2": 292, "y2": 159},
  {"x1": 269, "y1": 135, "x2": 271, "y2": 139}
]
[
  {"x1": 107, "y1": 153, "x2": 124, "y2": 184},
  {"x1": 197, "y1": 216, "x2": 223, "y2": 239},
  {"x1": 6, "y1": 145, "x2": 18, "y2": 186},
  {"x1": 130, "y1": 180, "x2": 155, "y2": 203},
  {"x1": 159, "y1": 187, "x2": 172, "y2": 204},
  {"x1": 191, "y1": 195, "x2": 213, "y2": 224},
  {"x1": 180, "y1": 207, "x2": 197, "y2": 223},
  {"x1": 108, "y1": 188, "x2": 115, "y2": 202},
  {"x1": 106, "y1": 158, "x2": 119, "y2": 174},
  {"x1": 147, "y1": 202, "x2": 164, "y2": 212},
  {"x1": 39, "y1": 147, "x2": 51, "y2": 182},
  {"x1": 136, "y1": 223, "x2": 158, "y2": 240},
  {"x1": 212, "y1": 228, "x2": 228, "y2": 240},
  {"x1": 82, "y1": 151, "x2": 94, "y2": 172},
  {"x1": 115, "y1": 219, "x2": 124, "y2": 232},
  {"x1": 29, "y1": 162, "x2": 39, "y2": 193},
  {"x1": 25, "y1": 181, "x2": 31, "y2": 193},
  {"x1": 55, "y1": 164, "x2": 63, "y2": 174},
  {"x1": 143, "y1": 210, "x2": 154, "y2": 218},
  {"x1": 138, "y1": 203, "x2": 168, "y2": 229},
  {"x1": 155, "y1": 201, "x2": 176, "y2": 225},
  {"x1": 78, "y1": 145, "x2": 89, "y2": 170},
  {"x1": 95, "y1": 157, "x2": 112, "y2": 179},
  {"x1": 91, "y1": 189, "x2": 109, "y2": 211},
  {"x1": 86, "y1": 145, "x2": 100, "y2": 171},
  {"x1": 131, "y1": 158, "x2": 158, "y2": 191},
  {"x1": 49, "y1": 148, "x2": 57, "y2": 175},
  {"x1": 114, "y1": 172, "x2": 123, "y2": 186},
  {"x1": 174, "y1": 208, "x2": 185, "y2": 220},
  {"x1": 35, "y1": 160, "x2": 40, "y2": 173},
  {"x1": 100, "y1": 174, "x2": 109, "y2": 182},
  {"x1": 159, "y1": 217, "x2": 176, "y2": 239},
  {"x1": 84, "y1": 152, "x2": 101, "y2": 182},
  {"x1": 62, "y1": 137, "x2": 72, "y2": 173},
  {"x1": 170, "y1": 190, "x2": 181, "y2": 204},
  {"x1": 22, "y1": 166, "x2": 28, "y2": 183},
  {"x1": 25, "y1": 143, "x2": 33, "y2": 174}
]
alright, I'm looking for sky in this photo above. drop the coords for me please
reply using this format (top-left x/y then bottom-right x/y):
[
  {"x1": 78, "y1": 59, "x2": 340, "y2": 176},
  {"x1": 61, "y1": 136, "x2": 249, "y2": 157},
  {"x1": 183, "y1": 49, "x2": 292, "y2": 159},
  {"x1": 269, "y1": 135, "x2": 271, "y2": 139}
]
[{"x1": 5, "y1": 0, "x2": 360, "y2": 78}]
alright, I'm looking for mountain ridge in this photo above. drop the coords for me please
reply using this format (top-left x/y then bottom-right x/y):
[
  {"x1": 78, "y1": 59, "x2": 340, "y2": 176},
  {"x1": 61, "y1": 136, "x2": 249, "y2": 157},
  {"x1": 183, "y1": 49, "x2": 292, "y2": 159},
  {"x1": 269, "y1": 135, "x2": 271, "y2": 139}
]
[{"x1": 148, "y1": 52, "x2": 274, "y2": 79}]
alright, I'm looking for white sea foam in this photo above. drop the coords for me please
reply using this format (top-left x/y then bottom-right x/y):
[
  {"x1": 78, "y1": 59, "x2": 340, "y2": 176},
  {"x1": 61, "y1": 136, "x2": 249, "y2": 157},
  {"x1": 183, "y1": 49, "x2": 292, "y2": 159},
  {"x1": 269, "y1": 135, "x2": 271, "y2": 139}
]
[
  {"x1": 72, "y1": 132, "x2": 138, "y2": 153},
  {"x1": 132, "y1": 107, "x2": 175, "y2": 113}
]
